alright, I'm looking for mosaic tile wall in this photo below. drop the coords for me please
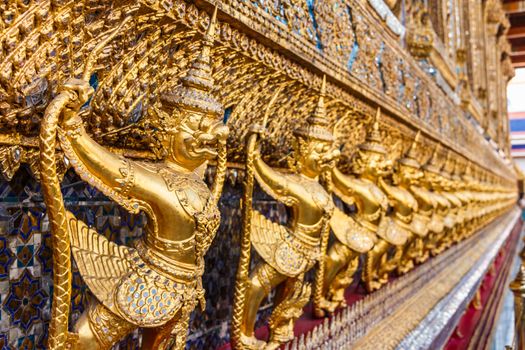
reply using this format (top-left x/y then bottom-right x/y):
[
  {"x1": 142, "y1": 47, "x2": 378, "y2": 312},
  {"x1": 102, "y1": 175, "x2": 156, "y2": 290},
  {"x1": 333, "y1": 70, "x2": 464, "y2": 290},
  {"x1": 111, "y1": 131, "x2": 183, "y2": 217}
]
[{"x1": 0, "y1": 166, "x2": 289, "y2": 349}]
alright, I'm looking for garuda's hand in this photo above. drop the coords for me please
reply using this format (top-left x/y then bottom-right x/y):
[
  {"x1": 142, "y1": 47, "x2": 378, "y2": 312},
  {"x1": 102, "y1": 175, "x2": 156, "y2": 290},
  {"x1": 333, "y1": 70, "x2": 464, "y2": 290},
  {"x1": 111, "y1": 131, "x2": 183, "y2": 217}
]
[
  {"x1": 58, "y1": 78, "x2": 94, "y2": 128},
  {"x1": 248, "y1": 123, "x2": 266, "y2": 136}
]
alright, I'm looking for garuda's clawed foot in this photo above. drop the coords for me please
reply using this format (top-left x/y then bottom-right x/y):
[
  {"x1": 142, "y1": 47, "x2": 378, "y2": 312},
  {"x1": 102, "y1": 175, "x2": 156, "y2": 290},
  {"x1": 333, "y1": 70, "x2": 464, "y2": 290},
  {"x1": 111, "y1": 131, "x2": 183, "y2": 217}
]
[
  {"x1": 239, "y1": 333, "x2": 268, "y2": 350},
  {"x1": 316, "y1": 297, "x2": 342, "y2": 317},
  {"x1": 397, "y1": 259, "x2": 414, "y2": 274}
]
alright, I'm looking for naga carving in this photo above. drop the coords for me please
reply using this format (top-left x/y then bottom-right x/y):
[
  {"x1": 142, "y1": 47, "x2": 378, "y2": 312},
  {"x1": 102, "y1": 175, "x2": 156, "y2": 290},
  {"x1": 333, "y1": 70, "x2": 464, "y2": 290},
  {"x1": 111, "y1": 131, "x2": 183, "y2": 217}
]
[{"x1": 39, "y1": 9, "x2": 229, "y2": 350}]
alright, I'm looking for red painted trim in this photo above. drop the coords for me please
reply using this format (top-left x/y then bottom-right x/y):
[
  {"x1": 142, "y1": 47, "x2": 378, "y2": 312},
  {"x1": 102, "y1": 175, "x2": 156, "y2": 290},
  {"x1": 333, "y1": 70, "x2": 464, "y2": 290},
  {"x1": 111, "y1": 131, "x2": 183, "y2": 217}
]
[{"x1": 510, "y1": 112, "x2": 525, "y2": 119}]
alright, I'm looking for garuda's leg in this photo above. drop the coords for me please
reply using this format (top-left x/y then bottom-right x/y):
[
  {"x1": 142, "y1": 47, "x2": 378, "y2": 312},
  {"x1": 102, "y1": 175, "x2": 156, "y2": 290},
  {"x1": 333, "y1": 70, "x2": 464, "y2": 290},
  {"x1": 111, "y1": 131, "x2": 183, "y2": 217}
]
[
  {"x1": 397, "y1": 233, "x2": 428, "y2": 274},
  {"x1": 436, "y1": 228, "x2": 452, "y2": 253},
  {"x1": 380, "y1": 242, "x2": 400, "y2": 275},
  {"x1": 413, "y1": 237, "x2": 429, "y2": 264},
  {"x1": 74, "y1": 301, "x2": 136, "y2": 350},
  {"x1": 268, "y1": 275, "x2": 311, "y2": 349},
  {"x1": 430, "y1": 230, "x2": 445, "y2": 256},
  {"x1": 323, "y1": 241, "x2": 358, "y2": 310},
  {"x1": 363, "y1": 239, "x2": 390, "y2": 292},
  {"x1": 397, "y1": 234, "x2": 417, "y2": 274},
  {"x1": 425, "y1": 231, "x2": 437, "y2": 256},
  {"x1": 141, "y1": 301, "x2": 195, "y2": 350},
  {"x1": 440, "y1": 227, "x2": 454, "y2": 250},
  {"x1": 239, "y1": 263, "x2": 287, "y2": 348}
]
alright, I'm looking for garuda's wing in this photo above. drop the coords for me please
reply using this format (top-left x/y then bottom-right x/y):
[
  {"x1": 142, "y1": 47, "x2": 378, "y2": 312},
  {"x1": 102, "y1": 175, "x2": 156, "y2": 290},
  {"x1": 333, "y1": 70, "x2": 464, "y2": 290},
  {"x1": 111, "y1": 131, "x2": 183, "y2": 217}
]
[
  {"x1": 376, "y1": 215, "x2": 409, "y2": 246},
  {"x1": 250, "y1": 210, "x2": 315, "y2": 277},
  {"x1": 429, "y1": 212, "x2": 445, "y2": 233},
  {"x1": 410, "y1": 212, "x2": 430, "y2": 237},
  {"x1": 67, "y1": 211, "x2": 189, "y2": 327},
  {"x1": 66, "y1": 211, "x2": 132, "y2": 309},
  {"x1": 330, "y1": 207, "x2": 375, "y2": 253}
]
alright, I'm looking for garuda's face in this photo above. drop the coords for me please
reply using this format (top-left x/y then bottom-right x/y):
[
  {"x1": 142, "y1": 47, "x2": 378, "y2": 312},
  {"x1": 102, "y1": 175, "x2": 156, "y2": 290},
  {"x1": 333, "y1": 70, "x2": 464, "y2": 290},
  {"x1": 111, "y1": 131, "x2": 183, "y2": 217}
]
[
  {"x1": 398, "y1": 164, "x2": 423, "y2": 185},
  {"x1": 360, "y1": 151, "x2": 392, "y2": 179},
  {"x1": 297, "y1": 138, "x2": 339, "y2": 178},
  {"x1": 424, "y1": 170, "x2": 441, "y2": 188},
  {"x1": 442, "y1": 176, "x2": 455, "y2": 190},
  {"x1": 169, "y1": 111, "x2": 229, "y2": 167}
]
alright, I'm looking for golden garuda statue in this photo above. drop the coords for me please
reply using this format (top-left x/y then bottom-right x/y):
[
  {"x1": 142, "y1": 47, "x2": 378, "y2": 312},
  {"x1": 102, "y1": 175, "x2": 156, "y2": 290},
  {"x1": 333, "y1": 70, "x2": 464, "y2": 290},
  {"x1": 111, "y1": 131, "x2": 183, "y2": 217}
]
[
  {"x1": 381, "y1": 132, "x2": 430, "y2": 275},
  {"x1": 438, "y1": 156, "x2": 464, "y2": 246},
  {"x1": 448, "y1": 160, "x2": 469, "y2": 241},
  {"x1": 469, "y1": 169, "x2": 485, "y2": 228},
  {"x1": 315, "y1": 120, "x2": 384, "y2": 314},
  {"x1": 456, "y1": 162, "x2": 476, "y2": 237},
  {"x1": 38, "y1": 8, "x2": 229, "y2": 350},
  {"x1": 421, "y1": 145, "x2": 452, "y2": 257},
  {"x1": 430, "y1": 162, "x2": 460, "y2": 252},
  {"x1": 231, "y1": 77, "x2": 340, "y2": 349},
  {"x1": 327, "y1": 109, "x2": 407, "y2": 293},
  {"x1": 403, "y1": 136, "x2": 439, "y2": 267}
]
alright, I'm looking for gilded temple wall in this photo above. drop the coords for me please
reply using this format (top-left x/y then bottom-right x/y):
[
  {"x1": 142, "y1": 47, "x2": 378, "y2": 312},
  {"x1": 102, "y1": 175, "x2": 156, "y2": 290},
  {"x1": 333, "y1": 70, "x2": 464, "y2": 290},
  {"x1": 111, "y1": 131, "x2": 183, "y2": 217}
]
[{"x1": 0, "y1": 0, "x2": 518, "y2": 349}]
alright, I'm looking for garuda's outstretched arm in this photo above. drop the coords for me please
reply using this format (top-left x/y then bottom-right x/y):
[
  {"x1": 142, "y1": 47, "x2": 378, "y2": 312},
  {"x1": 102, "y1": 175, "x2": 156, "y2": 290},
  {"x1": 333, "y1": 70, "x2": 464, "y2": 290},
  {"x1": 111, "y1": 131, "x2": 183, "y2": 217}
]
[
  {"x1": 57, "y1": 79, "x2": 150, "y2": 213},
  {"x1": 331, "y1": 167, "x2": 356, "y2": 205},
  {"x1": 252, "y1": 143, "x2": 298, "y2": 207},
  {"x1": 331, "y1": 168, "x2": 352, "y2": 194}
]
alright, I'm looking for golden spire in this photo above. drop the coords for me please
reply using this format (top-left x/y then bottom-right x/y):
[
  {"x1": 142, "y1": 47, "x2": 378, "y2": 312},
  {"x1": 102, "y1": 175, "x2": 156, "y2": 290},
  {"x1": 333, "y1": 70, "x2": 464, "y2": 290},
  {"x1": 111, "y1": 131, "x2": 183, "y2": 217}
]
[
  {"x1": 294, "y1": 75, "x2": 334, "y2": 142},
  {"x1": 440, "y1": 150, "x2": 453, "y2": 178},
  {"x1": 369, "y1": 107, "x2": 382, "y2": 142},
  {"x1": 407, "y1": 131, "x2": 421, "y2": 158},
  {"x1": 463, "y1": 161, "x2": 472, "y2": 180},
  {"x1": 161, "y1": 6, "x2": 222, "y2": 117},
  {"x1": 399, "y1": 131, "x2": 421, "y2": 168},
  {"x1": 359, "y1": 107, "x2": 386, "y2": 154},
  {"x1": 311, "y1": 75, "x2": 327, "y2": 123},
  {"x1": 451, "y1": 157, "x2": 462, "y2": 181},
  {"x1": 424, "y1": 142, "x2": 442, "y2": 173},
  {"x1": 443, "y1": 150, "x2": 453, "y2": 172}
]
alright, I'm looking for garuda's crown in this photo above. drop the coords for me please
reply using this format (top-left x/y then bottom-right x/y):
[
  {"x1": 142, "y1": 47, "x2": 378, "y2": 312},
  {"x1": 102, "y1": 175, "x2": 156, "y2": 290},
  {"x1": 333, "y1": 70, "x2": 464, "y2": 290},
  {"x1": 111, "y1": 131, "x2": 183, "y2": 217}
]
[
  {"x1": 399, "y1": 131, "x2": 421, "y2": 168},
  {"x1": 159, "y1": 7, "x2": 222, "y2": 126},
  {"x1": 359, "y1": 107, "x2": 387, "y2": 154},
  {"x1": 423, "y1": 142, "x2": 443, "y2": 174},
  {"x1": 294, "y1": 75, "x2": 335, "y2": 142}
]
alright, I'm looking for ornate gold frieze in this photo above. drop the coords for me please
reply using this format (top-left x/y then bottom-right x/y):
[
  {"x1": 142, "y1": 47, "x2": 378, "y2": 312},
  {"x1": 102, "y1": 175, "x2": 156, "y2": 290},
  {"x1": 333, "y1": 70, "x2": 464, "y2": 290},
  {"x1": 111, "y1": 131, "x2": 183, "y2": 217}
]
[
  {"x1": 0, "y1": 0, "x2": 513, "y2": 184},
  {"x1": 210, "y1": 0, "x2": 511, "y2": 178}
]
